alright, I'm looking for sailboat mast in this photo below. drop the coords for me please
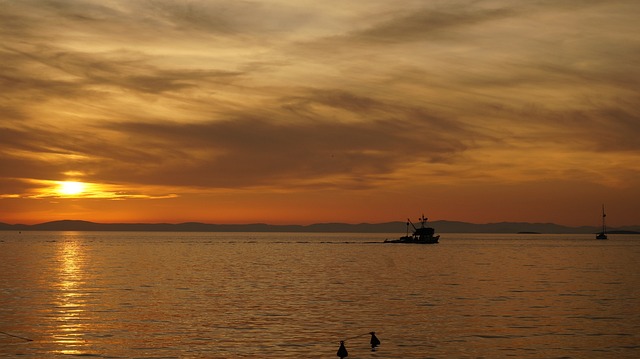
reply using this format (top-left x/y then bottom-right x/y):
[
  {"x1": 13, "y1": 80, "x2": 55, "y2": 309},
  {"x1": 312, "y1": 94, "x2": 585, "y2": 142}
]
[{"x1": 601, "y1": 204, "x2": 606, "y2": 234}]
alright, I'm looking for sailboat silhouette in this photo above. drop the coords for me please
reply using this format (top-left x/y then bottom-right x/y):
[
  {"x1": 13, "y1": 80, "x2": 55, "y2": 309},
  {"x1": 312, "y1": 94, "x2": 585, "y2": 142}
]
[{"x1": 596, "y1": 204, "x2": 607, "y2": 240}]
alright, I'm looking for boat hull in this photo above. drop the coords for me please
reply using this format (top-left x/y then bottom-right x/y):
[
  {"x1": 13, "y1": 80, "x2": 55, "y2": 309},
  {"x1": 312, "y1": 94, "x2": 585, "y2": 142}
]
[{"x1": 384, "y1": 235, "x2": 440, "y2": 244}]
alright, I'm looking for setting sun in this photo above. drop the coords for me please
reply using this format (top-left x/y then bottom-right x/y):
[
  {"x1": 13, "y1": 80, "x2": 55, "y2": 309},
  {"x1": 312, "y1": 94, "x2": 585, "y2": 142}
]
[{"x1": 58, "y1": 181, "x2": 85, "y2": 196}]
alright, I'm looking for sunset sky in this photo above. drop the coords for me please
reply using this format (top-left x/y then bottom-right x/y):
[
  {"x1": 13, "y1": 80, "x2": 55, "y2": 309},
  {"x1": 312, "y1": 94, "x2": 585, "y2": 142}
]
[{"x1": 1, "y1": 0, "x2": 639, "y2": 226}]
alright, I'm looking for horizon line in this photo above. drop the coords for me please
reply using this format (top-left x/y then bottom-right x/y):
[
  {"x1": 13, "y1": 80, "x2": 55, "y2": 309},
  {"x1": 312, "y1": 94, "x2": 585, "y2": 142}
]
[{"x1": 2, "y1": 218, "x2": 638, "y2": 228}]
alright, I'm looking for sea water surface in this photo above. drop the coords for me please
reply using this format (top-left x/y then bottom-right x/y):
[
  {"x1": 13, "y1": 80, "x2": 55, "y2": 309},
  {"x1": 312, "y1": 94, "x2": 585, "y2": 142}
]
[{"x1": 1, "y1": 231, "x2": 639, "y2": 358}]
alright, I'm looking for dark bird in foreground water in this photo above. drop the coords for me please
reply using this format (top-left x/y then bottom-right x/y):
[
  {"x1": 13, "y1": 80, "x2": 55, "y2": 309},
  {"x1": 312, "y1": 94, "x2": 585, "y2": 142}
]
[
  {"x1": 370, "y1": 331, "x2": 380, "y2": 350},
  {"x1": 337, "y1": 341, "x2": 348, "y2": 358}
]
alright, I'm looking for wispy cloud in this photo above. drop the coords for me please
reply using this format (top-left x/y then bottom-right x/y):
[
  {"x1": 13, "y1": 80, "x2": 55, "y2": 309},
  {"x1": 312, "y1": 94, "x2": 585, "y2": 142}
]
[{"x1": 1, "y1": 0, "x2": 639, "y2": 224}]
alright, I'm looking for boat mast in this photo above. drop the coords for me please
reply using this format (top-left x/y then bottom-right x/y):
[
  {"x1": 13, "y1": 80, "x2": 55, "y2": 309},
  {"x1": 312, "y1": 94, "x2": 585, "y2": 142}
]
[
  {"x1": 601, "y1": 204, "x2": 607, "y2": 234},
  {"x1": 407, "y1": 218, "x2": 418, "y2": 232},
  {"x1": 420, "y1": 214, "x2": 427, "y2": 228}
]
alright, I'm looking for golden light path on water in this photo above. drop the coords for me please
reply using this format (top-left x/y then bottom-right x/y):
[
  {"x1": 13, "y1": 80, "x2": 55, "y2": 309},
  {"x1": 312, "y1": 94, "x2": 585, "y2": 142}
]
[{"x1": 54, "y1": 236, "x2": 88, "y2": 355}]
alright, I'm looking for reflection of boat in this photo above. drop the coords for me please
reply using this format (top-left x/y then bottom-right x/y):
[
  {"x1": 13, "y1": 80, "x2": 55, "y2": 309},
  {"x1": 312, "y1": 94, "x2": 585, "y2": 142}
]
[
  {"x1": 596, "y1": 204, "x2": 608, "y2": 240},
  {"x1": 384, "y1": 214, "x2": 440, "y2": 244}
]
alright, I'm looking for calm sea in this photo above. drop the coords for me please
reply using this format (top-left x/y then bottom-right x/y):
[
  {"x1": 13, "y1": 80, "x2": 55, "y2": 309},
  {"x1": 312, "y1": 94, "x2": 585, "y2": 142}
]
[{"x1": 1, "y1": 231, "x2": 639, "y2": 358}]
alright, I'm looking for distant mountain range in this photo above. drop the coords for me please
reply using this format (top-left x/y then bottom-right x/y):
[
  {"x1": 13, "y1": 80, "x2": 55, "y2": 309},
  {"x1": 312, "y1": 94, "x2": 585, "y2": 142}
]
[{"x1": 1, "y1": 219, "x2": 639, "y2": 234}]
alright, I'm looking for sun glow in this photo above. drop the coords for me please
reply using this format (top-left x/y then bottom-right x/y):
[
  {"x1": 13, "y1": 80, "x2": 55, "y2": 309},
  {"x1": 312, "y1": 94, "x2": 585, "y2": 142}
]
[{"x1": 58, "y1": 181, "x2": 86, "y2": 196}]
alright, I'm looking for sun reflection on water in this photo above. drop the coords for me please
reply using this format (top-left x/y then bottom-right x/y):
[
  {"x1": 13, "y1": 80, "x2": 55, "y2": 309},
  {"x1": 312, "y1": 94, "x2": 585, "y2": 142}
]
[{"x1": 53, "y1": 235, "x2": 89, "y2": 355}]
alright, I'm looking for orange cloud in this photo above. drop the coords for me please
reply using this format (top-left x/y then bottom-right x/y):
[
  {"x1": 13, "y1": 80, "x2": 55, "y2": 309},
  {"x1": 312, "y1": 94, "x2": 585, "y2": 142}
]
[{"x1": 1, "y1": 0, "x2": 639, "y2": 226}]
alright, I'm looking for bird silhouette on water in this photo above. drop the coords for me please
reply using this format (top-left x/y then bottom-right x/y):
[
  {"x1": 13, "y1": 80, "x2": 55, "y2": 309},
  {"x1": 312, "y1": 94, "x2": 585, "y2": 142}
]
[
  {"x1": 336, "y1": 331, "x2": 381, "y2": 357},
  {"x1": 337, "y1": 341, "x2": 348, "y2": 358},
  {"x1": 370, "y1": 332, "x2": 380, "y2": 351}
]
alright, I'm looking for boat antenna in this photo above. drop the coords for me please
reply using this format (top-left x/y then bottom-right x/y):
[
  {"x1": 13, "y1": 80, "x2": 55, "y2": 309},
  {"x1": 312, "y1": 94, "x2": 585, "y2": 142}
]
[{"x1": 421, "y1": 214, "x2": 428, "y2": 227}]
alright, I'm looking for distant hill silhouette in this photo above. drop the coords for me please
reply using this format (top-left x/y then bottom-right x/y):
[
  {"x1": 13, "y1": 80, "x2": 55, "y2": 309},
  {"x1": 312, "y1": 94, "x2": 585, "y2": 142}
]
[{"x1": 1, "y1": 219, "x2": 639, "y2": 234}]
